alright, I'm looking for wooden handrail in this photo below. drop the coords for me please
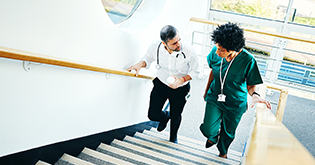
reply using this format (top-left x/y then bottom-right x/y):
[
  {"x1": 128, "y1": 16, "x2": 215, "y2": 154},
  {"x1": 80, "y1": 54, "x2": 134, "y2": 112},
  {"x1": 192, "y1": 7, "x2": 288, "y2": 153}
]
[
  {"x1": 0, "y1": 46, "x2": 154, "y2": 80},
  {"x1": 190, "y1": 17, "x2": 315, "y2": 45},
  {"x1": 244, "y1": 84, "x2": 315, "y2": 165},
  {"x1": 265, "y1": 84, "x2": 289, "y2": 122}
]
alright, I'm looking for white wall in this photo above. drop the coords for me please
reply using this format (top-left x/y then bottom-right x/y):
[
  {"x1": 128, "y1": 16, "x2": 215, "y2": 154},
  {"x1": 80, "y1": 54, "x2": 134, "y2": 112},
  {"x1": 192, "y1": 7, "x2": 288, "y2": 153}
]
[{"x1": 0, "y1": 0, "x2": 208, "y2": 157}]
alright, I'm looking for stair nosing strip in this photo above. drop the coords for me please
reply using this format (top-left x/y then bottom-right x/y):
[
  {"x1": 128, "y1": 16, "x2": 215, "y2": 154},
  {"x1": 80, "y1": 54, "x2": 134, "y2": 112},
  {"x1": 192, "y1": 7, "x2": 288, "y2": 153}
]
[
  {"x1": 143, "y1": 129, "x2": 242, "y2": 162},
  {"x1": 112, "y1": 139, "x2": 196, "y2": 165},
  {"x1": 135, "y1": 132, "x2": 240, "y2": 165},
  {"x1": 35, "y1": 160, "x2": 51, "y2": 165},
  {"x1": 61, "y1": 153, "x2": 95, "y2": 165},
  {"x1": 145, "y1": 129, "x2": 219, "y2": 153},
  {"x1": 150, "y1": 128, "x2": 243, "y2": 156},
  {"x1": 98, "y1": 143, "x2": 167, "y2": 165},
  {"x1": 82, "y1": 147, "x2": 134, "y2": 165},
  {"x1": 124, "y1": 135, "x2": 220, "y2": 165}
]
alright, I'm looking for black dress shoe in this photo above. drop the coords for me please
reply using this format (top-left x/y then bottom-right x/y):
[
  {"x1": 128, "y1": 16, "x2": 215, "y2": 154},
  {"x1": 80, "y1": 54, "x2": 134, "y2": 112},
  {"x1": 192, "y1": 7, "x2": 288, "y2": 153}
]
[
  {"x1": 205, "y1": 139, "x2": 214, "y2": 148},
  {"x1": 170, "y1": 135, "x2": 178, "y2": 144},
  {"x1": 157, "y1": 112, "x2": 170, "y2": 132}
]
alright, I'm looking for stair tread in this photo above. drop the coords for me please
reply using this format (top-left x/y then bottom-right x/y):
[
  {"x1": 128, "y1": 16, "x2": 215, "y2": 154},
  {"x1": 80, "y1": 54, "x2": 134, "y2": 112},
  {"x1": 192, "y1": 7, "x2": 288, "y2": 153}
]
[
  {"x1": 144, "y1": 129, "x2": 242, "y2": 161},
  {"x1": 134, "y1": 132, "x2": 240, "y2": 165},
  {"x1": 124, "y1": 135, "x2": 220, "y2": 165},
  {"x1": 150, "y1": 128, "x2": 243, "y2": 156},
  {"x1": 32, "y1": 122, "x2": 245, "y2": 165},
  {"x1": 81, "y1": 147, "x2": 134, "y2": 165},
  {"x1": 40, "y1": 123, "x2": 243, "y2": 165},
  {"x1": 98, "y1": 143, "x2": 167, "y2": 165},
  {"x1": 60, "y1": 153, "x2": 95, "y2": 165},
  {"x1": 111, "y1": 138, "x2": 196, "y2": 165},
  {"x1": 35, "y1": 160, "x2": 51, "y2": 165}
]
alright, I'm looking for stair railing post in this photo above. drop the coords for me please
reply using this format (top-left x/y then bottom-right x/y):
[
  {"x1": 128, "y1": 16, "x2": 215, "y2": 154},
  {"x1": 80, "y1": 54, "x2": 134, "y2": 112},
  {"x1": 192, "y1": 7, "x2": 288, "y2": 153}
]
[{"x1": 275, "y1": 88, "x2": 288, "y2": 122}]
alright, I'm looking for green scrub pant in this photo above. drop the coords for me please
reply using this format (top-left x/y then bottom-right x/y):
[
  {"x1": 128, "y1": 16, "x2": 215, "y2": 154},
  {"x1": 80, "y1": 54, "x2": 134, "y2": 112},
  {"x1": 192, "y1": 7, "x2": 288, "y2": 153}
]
[{"x1": 199, "y1": 103, "x2": 244, "y2": 156}]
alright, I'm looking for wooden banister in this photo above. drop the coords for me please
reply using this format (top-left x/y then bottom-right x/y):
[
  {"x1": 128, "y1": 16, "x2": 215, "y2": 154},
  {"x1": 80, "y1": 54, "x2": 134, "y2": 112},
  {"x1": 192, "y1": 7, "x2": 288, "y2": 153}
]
[
  {"x1": 265, "y1": 84, "x2": 289, "y2": 122},
  {"x1": 190, "y1": 17, "x2": 315, "y2": 44},
  {"x1": 0, "y1": 46, "x2": 154, "y2": 80},
  {"x1": 244, "y1": 84, "x2": 315, "y2": 165}
]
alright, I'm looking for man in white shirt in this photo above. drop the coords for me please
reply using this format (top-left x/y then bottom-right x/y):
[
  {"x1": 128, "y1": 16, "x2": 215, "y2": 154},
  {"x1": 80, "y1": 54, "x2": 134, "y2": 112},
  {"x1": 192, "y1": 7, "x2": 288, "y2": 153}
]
[{"x1": 127, "y1": 25, "x2": 200, "y2": 143}]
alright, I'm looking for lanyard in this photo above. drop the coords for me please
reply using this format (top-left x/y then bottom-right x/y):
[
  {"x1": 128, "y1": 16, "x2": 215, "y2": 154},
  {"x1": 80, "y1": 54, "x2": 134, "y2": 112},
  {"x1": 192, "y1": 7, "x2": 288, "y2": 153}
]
[{"x1": 219, "y1": 57, "x2": 235, "y2": 94}]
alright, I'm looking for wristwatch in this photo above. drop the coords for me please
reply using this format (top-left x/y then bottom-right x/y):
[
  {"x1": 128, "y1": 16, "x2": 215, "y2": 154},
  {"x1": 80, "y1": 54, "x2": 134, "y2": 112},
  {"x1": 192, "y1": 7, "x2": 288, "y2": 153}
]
[{"x1": 252, "y1": 91, "x2": 260, "y2": 97}]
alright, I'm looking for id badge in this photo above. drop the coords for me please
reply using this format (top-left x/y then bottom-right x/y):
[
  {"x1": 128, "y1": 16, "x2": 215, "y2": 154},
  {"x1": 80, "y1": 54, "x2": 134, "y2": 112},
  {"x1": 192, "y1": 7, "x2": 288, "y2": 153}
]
[{"x1": 217, "y1": 94, "x2": 226, "y2": 102}]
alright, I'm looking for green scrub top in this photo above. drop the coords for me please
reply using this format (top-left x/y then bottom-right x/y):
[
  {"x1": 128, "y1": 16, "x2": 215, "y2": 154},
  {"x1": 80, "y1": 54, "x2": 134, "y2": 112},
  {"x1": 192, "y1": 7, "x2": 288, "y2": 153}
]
[{"x1": 205, "y1": 46, "x2": 263, "y2": 114}]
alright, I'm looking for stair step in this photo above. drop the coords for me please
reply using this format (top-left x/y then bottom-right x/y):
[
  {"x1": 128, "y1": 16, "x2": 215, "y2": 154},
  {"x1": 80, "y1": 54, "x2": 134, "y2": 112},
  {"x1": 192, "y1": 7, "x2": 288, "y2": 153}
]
[
  {"x1": 134, "y1": 132, "x2": 239, "y2": 165},
  {"x1": 97, "y1": 143, "x2": 167, "y2": 165},
  {"x1": 135, "y1": 122, "x2": 156, "y2": 130},
  {"x1": 145, "y1": 129, "x2": 219, "y2": 153},
  {"x1": 143, "y1": 129, "x2": 242, "y2": 162},
  {"x1": 35, "y1": 160, "x2": 51, "y2": 165},
  {"x1": 123, "y1": 135, "x2": 220, "y2": 165},
  {"x1": 56, "y1": 153, "x2": 95, "y2": 165},
  {"x1": 78, "y1": 147, "x2": 134, "y2": 165},
  {"x1": 111, "y1": 138, "x2": 196, "y2": 165},
  {"x1": 35, "y1": 123, "x2": 244, "y2": 165},
  {"x1": 150, "y1": 128, "x2": 243, "y2": 157}
]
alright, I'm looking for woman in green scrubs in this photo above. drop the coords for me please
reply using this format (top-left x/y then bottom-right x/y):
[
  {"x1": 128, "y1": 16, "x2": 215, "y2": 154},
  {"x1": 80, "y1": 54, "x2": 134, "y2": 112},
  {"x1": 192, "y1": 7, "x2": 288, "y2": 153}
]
[{"x1": 200, "y1": 22, "x2": 271, "y2": 158}]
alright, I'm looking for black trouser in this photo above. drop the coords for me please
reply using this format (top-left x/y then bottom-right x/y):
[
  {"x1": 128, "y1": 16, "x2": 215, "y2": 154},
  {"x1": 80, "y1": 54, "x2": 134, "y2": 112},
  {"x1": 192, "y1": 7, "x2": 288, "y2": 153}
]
[{"x1": 148, "y1": 78, "x2": 190, "y2": 138}]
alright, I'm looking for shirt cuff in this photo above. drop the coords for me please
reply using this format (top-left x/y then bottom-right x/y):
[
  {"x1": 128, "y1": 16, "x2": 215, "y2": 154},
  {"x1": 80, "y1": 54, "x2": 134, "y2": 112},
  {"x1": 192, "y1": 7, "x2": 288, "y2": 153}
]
[{"x1": 140, "y1": 59, "x2": 151, "y2": 69}]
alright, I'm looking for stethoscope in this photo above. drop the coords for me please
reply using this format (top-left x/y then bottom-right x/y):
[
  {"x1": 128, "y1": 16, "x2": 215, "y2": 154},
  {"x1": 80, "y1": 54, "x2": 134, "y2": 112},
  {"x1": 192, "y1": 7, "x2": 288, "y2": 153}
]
[{"x1": 155, "y1": 42, "x2": 187, "y2": 71}]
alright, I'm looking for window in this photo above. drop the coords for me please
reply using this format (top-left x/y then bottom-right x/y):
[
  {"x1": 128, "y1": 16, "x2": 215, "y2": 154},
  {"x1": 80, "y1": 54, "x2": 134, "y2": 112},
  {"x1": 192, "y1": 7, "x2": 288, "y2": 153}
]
[
  {"x1": 210, "y1": 0, "x2": 291, "y2": 21},
  {"x1": 287, "y1": 32, "x2": 315, "y2": 66},
  {"x1": 101, "y1": 0, "x2": 143, "y2": 24},
  {"x1": 290, "y1": 0, "x2": 315, "y2": 27}
]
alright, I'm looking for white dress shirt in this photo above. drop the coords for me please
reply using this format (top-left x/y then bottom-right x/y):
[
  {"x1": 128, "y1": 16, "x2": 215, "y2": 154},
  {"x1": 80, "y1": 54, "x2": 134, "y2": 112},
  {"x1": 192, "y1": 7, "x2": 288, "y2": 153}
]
[{"x1": 141, "y1": 39, "x2": 200, "y2": 86}]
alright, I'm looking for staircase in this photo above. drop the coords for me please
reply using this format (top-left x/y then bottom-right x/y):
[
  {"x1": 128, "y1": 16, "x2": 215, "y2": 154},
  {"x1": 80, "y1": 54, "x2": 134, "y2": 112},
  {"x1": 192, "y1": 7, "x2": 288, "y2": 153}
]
[{"x1": 35, "y1": 123, "x2": 242, "y2": 165}]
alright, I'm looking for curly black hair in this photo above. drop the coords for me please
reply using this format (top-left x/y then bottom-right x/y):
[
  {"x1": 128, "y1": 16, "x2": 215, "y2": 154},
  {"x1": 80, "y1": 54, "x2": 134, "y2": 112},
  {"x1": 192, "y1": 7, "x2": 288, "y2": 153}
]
[{"x1": 211, "y1": 22, "x2": 245, "y2": 52}]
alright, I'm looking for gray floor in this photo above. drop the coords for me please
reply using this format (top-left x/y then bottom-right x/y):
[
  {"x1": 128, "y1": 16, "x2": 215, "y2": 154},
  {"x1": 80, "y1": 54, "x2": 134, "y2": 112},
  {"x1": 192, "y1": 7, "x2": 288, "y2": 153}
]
[
  {"x1": 164, "y1": 76, "x2": 315, "y2": 157},
  {"x1": 268, "y1": 91, "x2": 315, "y2": 158}
]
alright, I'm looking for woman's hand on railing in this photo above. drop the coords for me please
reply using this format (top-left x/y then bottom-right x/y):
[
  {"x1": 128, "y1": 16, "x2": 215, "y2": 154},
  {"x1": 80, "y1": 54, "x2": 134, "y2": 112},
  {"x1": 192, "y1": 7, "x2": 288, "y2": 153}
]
[{"x1": 251, "y1": 95, "x2": 272, "y2": 109}]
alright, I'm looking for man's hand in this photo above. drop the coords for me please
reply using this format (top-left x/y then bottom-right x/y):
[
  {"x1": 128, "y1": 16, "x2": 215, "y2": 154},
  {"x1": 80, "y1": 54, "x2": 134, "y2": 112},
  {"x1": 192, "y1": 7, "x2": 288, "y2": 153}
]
[
  {"x1": 168, "y1": 76, "x2": 184, "y2": 89},
  {"x1": 127, "y1": 61, "x2": 146, "y2": 76},
  {"x1": 251, "y1": 94, "x2": 272, "y2": 109}
]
